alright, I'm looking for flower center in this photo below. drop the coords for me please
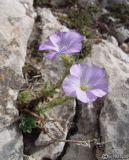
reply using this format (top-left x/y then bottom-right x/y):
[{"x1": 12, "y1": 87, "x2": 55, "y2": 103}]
[
  {"x1": 61, "y1": 54, "x2": 70, "y2": 60},
  {"x1": 80, "y1": 85, "x2": 89, "y2": 91}
]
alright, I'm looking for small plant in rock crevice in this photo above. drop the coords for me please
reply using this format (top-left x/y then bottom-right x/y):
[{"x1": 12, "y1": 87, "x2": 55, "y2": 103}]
[
  {"x1": 107, "y1": 4, "x2": 129, "y2": 26},
  {"x1": 17, "y1": 31, "x2": 108, "y2": 149}
]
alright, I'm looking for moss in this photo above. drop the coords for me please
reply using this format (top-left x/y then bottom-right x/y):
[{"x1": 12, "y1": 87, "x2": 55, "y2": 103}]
[
  {"x1": 65, "y1": 0, "x2": 78, "y2": 6},
  {"x1": 59, "y1": 6, "x2": 96, "y2": 37},
  {"x1": 19, "y1": 114, "x2": 37, "y2": 133},
  {"x1": 33, "y1": 0, "x2": 51, "y2": 8},
  {"x1": 79, "y1": 40, "x2": 92, "y2": 60},
  {"x1": 97, "y1": 4, "x2": 129, "y2": 34},
  {"x1": 107, "y1": 4, "x2": 129, "y2": 25},
  {"x1": 34, "y1": 0, "x2": 77, "y2": 8},
  {"x1": 18, "y1": 90, "x2": 33, "y2": 104}
]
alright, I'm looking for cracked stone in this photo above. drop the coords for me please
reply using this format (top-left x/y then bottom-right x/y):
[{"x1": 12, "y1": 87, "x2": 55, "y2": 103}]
[
  {"x1": 85, "y1": 39, "x2": 129, "y2": 157},
  {"x1": 0, "y1": 0, "x2": 34, "y2": 159}
]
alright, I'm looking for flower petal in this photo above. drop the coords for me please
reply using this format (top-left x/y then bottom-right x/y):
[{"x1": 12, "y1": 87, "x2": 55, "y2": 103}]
[
  {"x1": 76, "y1": 88, "x2": 97, "y2": 103},
  {"x1": 78, "y1": 64, "x2": 105, "y2": 85},
  {"x1": 64, "y1": 31, "x2": 84, "y2": 43},
  {"x1": 49, "y1": 32, "x2": 63, "y2": 48},
  {"x1": 39, "y1": 31, "x2": 84, "y2": 58},
  {"x1": 45, "y1": 52, "x2": 58, "y2": 59},
  {"x1": 62, "y1": 75, "x2": 80, "y2": 97},
  {"x1": 59, "y1": 32, "x2": 84, "y2": 54},
  {"x1": 39, "y1": 39, "x2": 56, "y2": 51},
  {"x1": 61, "y1": 42, "x2": 82, "y2": 54},
  {"x1": 70, "y1": 64, "x2": 82, "y2": 77},
  {"x1": 87, "y1": 65, "x2": 105, "y2": 86},
  {"x1": 51, "y1": 31, "x2": 84, "y2": 53},
  {"x1": 90, "y1": 79, "x2": 108, "y2": 97}
]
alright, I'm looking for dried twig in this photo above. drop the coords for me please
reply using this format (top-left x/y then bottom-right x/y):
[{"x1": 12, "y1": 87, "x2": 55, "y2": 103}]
[
  {"x1": 44, "y1": 128, "x2": 91, "y2": 148},
  {"x1": 41, "y1": 127, "x2": 113, "y2": 148}
]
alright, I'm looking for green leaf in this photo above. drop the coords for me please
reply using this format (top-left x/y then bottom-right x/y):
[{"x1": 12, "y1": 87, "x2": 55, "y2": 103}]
[
  {"x1": 35, "y1": 102, "x2": 44, "y2": 116},
  {"x1": 19, "y1": 114, "x2": 37, "y2": 133},
  {"x1": 18, "y1": 90, "x2": 32, "y2": 104}
]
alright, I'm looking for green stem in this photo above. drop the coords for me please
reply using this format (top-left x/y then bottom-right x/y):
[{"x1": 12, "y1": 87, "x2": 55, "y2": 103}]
[
  {"x1": 42, "y1": 96, "x2": 73, "y2": 113},
  {"x1": 39, "y1": 67, "x2": 69, "y2": 97},
  {"x1": 37, "y1": 55, "x2": 76, "y2": 99},
  {"x1": 51, "y1": 68, "x2": 69, "y2": 90}
]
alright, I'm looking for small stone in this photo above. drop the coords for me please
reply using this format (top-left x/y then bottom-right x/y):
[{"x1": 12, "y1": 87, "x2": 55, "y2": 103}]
[
  {"x1": 102, "y1": 0, "x2": 129, "y2": 7},
  {"x1": 121, "y1": 43, "x2": 129, "y2": 53},
  {"x1": 107, "y1": 36, "x2": 118, "y2": 46},
  {"x1": 115, "y1": 26, "x2": 129, "y2": 44}
]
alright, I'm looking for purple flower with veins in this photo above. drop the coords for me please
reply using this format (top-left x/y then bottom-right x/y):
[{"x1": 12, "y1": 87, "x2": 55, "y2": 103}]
[
  {"x1": 62, "y1": 64, "x2": 108, "y2": 103},
  {"x1": 39, "y1": 31, "x2": 84, "y2": 59}
]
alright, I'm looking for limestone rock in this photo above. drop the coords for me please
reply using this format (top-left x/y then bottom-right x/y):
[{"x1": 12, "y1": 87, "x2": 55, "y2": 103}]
[
  {"x1": 85, "y1": 40, "x2": 129, "y2": 157},
  {"x1": 37, "y1": 8, "x2": 68, "y2": 41},
  {"x1": 0, "y1": 0, "x2": 34, "y2": 159},
  {"x1": 121, "y1": 43, "x2": 129, "y2": 53},
  {"x1": 0, "y1": 126, "x2": 23, "y2": 160},
  {"x1": 62, "y1": 103, "x2": 99, "y2": 160},
  {"x1": 32, "y1": 100, "x2": 75, "y2": 160},
  {"x1": 107, "y1": 36, "x2": 118, "y2": 46},
  {"x1": 114, "y1": 26, "x2": 129, "y2": 44}
]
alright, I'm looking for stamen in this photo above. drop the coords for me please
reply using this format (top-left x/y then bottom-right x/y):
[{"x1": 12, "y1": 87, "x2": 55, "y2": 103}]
[
  {"x1": 80, "y1": 85, "x2": 89, "y2": 91},
  {"x1": 61, "y1": 54, "x2": 70, "y2": 62}
]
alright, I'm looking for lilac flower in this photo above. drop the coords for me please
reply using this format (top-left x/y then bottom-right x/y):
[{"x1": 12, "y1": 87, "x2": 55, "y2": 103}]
[
  {"x1": 62, "y1": 64, "x2": 108, "y2": 103},
  {"x1": 39, "y1": 31, "x2": 84, "y2": 59}
]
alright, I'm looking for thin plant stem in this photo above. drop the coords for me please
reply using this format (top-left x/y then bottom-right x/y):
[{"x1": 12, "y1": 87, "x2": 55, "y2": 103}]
[
  {"x1": 43, "y1": 128, "x2": 113, "y2": 148},
  {"x1": 46, "y1": 130, "x2": 91, "y2": 147},
  {"x1": 39, "y1": 68, "x2": 69, "y2": 97},
  {"x1": 42, "y1": 95, "x2": 72, "y2": 112}
]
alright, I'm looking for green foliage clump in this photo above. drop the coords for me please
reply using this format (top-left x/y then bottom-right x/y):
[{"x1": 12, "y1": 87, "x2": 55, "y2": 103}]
[
  {"x1": 33, "y1": 0, "x2": 50, "y2": 7},
  {"x1": 34, "y1": 0, "x2": 77, "y2": 8},
  {"x1": 17, "y1": 90, "x2": 33, "y2": 104},
  {"x1": 35, "y1": 102, "x2": 44, "y2": 116},
  {"x1": 107, "y1": 4, "x2": 129, "y2": 24},
  {"x1": 19, "y1": 115, "x2": 37, "y2": 133},
  {"x1": 80, "y1": 40, "x2": 92, "y2": 59},
  {"x1": 59, "y1": 5, "x2": 99, "y2": 38}
]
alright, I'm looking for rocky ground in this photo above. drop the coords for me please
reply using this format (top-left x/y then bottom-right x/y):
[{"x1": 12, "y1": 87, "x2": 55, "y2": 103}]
[{"x1": 0, "y1": 0, "x2": 129, "y2": 160}]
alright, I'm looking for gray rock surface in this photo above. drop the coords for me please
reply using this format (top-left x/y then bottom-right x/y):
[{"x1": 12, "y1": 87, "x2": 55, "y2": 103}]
[
  {"x1": 0, "y1": 126, "x2": 23, "y2": 160},
  {"x1": 0, "y1": 0, "x2": 34, "y2": 159},
  {"x1": 62, "y1": 39, "x2": 129, "y2": 160},
  {"x1": 114, "y1": 26, "x2": 129, "y2": 44},
  {"x1": 37, "y1": 8, "x2": 68, "y2": 41},
  {"x1": 32, "y1": 101, "x2": 75, "y2": 160},
  {"x1": 102, "y1": 0, "x2": 129, "y2": 7},
  {"x1": 28, "y1": 8, "x2": 75, "y2": 160},
  {"x1": 85, "y1": 40, "x2": 129, "y2": 158},
  {"x1": 62, "y1": 103, "x2": 99, "y2": 160},
  {"x1": 107, "y1": 36, "x2": 118, "y2": 46}
]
